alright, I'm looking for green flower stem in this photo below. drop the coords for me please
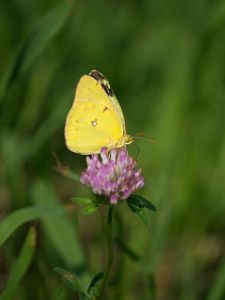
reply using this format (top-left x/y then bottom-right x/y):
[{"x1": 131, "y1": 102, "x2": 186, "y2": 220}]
[{"x1": 98, "y1": 205, "x2": 114, "y2": 299}]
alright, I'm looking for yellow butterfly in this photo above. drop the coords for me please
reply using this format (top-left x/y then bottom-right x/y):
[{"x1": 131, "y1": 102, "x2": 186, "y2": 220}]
[{"x1": 65, "y1": 70, "x2": 133, "y2": 155}]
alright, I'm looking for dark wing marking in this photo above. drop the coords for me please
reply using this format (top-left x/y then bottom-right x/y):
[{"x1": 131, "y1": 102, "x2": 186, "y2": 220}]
[
  {"x1": 89, "y1": 70, "x2": 114, "y2": 97},
  {"x1": 89, "y1": 70, "x2": 105, "y2": 81},
  {"x1": 101, "y1": 83, "x2": 113, "y2": 96}
]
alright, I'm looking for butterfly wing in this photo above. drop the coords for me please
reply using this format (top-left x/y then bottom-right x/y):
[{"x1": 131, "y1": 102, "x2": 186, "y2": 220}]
[
  {"x1": 65, "y1": 74, "x2": 124, "y2": 154},
  {"x1": 89, "y1": 70, "x2": 126, "y2": 133}
]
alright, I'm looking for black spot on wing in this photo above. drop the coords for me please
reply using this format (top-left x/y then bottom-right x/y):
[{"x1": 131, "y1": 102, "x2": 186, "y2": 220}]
[{"x1": 103, "y1": 106, "x2": 108, "y2": 112}]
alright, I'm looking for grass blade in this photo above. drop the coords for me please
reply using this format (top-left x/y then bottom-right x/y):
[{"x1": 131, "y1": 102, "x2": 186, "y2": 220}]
[
  {"x1": 207, "y1": 258, "x2": 225, "y2": 300},
  {"x1": 0, "y1": 206, "x2": 64, "y2": 246},
  {"x1": 0, "y1": 1, "x2": 71, "y2": 99},
  {"x1": 0, "y1": 227, "x2": 36, "y2": 300}
]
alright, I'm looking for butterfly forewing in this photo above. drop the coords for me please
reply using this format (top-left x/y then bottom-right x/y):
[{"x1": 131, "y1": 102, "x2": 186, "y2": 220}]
[
  {"x1": 89, "y1": 70, "x2": 126, "y2": 132},
  {"x1": 65, "y1": 75, "x2": 124, "y2": 154}
]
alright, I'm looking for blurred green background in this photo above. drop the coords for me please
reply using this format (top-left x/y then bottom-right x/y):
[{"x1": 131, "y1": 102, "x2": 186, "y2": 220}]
[{"x1": 1, "y1": 0, "x2": 225, "y2": 299}]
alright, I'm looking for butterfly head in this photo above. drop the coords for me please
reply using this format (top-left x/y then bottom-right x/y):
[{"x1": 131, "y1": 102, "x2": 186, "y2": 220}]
[
  {"x1": 108, "y1": 134, "x2": 133, "y2": 153},
  {"x1": 123, "y1": 134, "x2": 133, "y2": 146}
]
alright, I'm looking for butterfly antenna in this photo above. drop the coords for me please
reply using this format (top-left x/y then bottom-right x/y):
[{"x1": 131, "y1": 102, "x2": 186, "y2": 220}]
[
  {"x1": 133, "y1": 136, "x2": 156, "y2": 143},
  {"x1": 133, "y1": 132, "x2": 145, "y2": 137}
]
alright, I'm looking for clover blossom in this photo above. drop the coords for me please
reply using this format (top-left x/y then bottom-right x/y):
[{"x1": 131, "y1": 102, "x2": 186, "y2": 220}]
[{"x1": 80, "y1": 147, "x2": 144, "y2": 204}]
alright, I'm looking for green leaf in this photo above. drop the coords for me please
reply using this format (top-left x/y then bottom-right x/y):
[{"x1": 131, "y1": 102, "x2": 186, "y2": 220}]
[
  {"x1": 128, "y1": 194, "x2": 156, "y2": 211},
  {"x1": 81, "y1": 205, "x2": 99, "y2": 216},
  {"x1": 87, "y1": 272, "x2": 104, "y2": 294},
  {"x1": 54, "y1": 267, "x2": 85, "y2": 294},
  {"x1": 0, "y1": 1, "x2": 71, "y2": 99},
  {"x1": 0, "y1": 227, "x2": 36, "y2": 300},
  {"x1": 127, "y1": 204, "x2": 148, "y2": 225},
  {"x1": 71, "y1": 197, "x2": 93, "y2": 205},
  {"x1": 0, "y1": 206, "x2": 64, "y2": 246},
  {"x1": 127, "y1": 195, "x2": 155, "y2": 225}
]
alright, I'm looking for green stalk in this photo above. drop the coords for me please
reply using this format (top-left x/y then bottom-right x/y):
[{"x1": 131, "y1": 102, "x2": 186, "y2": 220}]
[{"x1": 97, "y1": 205, "x2": 114, "y2": 299}]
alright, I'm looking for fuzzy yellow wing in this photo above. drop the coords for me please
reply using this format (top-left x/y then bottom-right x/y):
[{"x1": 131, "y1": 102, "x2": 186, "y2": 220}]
[{"x1": 65, "y1": 74, "x2": 124, "y2": 154}]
